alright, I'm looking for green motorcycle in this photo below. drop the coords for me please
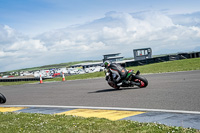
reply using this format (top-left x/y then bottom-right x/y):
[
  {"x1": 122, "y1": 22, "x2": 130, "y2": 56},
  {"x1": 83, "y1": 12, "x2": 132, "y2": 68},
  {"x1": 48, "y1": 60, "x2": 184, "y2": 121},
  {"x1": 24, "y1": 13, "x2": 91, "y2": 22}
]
[{"x1": 106, "y1": 70, "x2": 148, "y2": 89}]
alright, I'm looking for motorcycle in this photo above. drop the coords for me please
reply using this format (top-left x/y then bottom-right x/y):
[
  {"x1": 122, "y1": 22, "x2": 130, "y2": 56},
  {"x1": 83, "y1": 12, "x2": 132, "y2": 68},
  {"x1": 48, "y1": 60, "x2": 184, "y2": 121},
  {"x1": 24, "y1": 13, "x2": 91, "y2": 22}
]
[
  {"x1": 105, "y1": 69, "x2": 148, "y2": 89},
  {"x1": 0, "y1": 93, "x2": 6, "y2": 104}
]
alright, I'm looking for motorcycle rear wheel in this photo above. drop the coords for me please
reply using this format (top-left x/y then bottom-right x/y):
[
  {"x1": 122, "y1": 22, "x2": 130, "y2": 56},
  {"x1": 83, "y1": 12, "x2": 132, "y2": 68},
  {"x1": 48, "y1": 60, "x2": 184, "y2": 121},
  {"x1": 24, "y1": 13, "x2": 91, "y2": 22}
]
[{"x1": 0, "y1": 93, "x2": 6, "y2": 104}]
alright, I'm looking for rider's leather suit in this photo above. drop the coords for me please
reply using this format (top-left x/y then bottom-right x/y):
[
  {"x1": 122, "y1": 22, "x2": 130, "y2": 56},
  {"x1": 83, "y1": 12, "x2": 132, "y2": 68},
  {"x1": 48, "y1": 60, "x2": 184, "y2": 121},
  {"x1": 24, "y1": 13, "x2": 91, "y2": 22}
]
[{"x1": 107, "y1": 63, "x2": 127, "y2": 85}]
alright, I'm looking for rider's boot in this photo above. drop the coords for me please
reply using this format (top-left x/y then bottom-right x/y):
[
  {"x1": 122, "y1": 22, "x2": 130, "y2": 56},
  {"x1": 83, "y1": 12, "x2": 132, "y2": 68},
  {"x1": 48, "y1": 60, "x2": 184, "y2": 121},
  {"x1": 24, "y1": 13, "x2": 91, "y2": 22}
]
[
  {"x1": 117, "y1": 80, "x2": 130, "y2": 86},
  {"x1": 123, "y1": 80, "x2": 130, "y2": 85},
  {"x1": 117, "y1": 82, "x2": 122, "y2": 86}
]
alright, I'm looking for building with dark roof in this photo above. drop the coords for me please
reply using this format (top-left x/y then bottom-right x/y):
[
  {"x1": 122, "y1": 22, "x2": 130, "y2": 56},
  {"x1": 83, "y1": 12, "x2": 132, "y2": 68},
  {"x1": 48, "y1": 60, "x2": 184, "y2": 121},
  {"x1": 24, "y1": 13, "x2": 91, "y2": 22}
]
[
  {"x1": 70, "y1": 53, "x2": 124, "y2": 69},
  {"x1": 103, "y1": 53, "x2": 123, "y2": 62}
]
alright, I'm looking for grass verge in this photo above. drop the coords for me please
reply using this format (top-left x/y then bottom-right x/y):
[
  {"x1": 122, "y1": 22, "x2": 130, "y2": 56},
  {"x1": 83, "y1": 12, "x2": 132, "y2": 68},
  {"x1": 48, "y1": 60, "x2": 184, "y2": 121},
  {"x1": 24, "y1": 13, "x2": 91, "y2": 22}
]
[
  {"x1": 1, "y1": 58, "x2": 200, "y2": 86},
  {"x1": 0, "y1": 112, "x2": 199, "y2": 133},
  {"x1": 128, "y1": 58, "x2": 200, "y2": 73}
]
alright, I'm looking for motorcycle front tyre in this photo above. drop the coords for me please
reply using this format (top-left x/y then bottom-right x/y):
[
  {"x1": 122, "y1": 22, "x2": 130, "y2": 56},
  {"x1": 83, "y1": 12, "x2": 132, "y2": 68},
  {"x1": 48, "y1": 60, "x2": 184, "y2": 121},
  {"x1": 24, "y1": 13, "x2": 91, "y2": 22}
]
[
  {"x1": 108, "y1": 81, "x2": 120, "y2": 89},
  {"x1": 133, "y1": 75, "x2": 148, "y2": 88}
]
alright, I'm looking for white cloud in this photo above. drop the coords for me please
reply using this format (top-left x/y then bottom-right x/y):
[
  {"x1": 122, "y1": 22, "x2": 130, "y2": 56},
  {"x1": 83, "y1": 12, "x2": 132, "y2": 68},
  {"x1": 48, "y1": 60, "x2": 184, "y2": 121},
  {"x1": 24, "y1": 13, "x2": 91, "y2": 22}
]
[
  {"x1": 170, "y1": 11, "x2": 200, "y2": 27},
  {"x1": 7, "y1": 39, "x2": 47, "y2": 52},
  {"x1": 0, "y1": 51, "x2": 5, "y2": 57},
  {"x1": 1, "y1": 11, "x2": 200, "y2": 72}
]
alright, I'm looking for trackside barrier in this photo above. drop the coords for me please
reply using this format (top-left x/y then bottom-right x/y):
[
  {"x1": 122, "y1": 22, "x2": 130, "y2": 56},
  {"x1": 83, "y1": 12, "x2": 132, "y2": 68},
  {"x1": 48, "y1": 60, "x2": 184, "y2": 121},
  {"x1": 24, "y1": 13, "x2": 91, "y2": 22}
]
[
  {"x1": 0, "y1": 77, "x2": 52, "y2": 82},
  {"x1": 0, "y1": 78, "x2": 39, "y2": 82},
  {"x1": 125, "y1": 51, "x2": 200, "y2": 67}
]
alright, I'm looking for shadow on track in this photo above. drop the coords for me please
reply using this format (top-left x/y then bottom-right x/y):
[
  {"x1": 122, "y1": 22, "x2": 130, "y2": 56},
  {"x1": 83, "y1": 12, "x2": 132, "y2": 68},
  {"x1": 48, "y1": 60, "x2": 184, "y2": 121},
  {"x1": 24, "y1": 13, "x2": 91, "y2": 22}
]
[{"x1": 88, "y1": 87, "x2": 140, "y2": 93}]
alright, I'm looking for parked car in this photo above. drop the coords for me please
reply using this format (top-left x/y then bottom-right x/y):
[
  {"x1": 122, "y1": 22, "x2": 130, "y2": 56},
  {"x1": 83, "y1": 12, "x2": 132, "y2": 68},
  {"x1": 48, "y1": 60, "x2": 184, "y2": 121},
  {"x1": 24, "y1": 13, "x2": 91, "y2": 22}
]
[{"x1": 52, "y1": 73, "x2": 61, "y2": 77}]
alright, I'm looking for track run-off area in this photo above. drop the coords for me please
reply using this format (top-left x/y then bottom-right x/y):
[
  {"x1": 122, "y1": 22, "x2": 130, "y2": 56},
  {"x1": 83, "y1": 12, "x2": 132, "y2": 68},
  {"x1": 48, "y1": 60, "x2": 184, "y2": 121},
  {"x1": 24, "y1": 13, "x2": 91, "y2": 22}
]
[{"x1": 1, "y1": 70, "x2": 200, "y2": 129}]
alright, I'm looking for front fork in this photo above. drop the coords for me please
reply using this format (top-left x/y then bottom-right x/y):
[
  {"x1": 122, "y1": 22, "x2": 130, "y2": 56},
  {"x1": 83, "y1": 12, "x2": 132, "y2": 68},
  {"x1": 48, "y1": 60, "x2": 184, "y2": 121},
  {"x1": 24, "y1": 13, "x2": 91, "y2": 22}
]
[
  {"x1": 128, "y1": 70, "x2": 141, "y2": 86},
  {"x1": 127, "y1": 70, "x2": 140, "y2": 81},
  {"x1": 105, "y1": 72, "x2": 110, "y2": 81},
  {"x1": 135, "y1": 70, "x2": 140, "y2": 75}
]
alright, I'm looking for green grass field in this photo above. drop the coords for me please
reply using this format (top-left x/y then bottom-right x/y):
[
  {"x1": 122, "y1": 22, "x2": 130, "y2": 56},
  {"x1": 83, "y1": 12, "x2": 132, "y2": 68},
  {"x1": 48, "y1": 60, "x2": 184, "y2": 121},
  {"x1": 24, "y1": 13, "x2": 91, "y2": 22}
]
[
  {"x1": 0, "y1": 58, "x2": 200, "y2": 132},
  {"x1": 128, "y1": 57, "x2": 200, "y2": 74}
]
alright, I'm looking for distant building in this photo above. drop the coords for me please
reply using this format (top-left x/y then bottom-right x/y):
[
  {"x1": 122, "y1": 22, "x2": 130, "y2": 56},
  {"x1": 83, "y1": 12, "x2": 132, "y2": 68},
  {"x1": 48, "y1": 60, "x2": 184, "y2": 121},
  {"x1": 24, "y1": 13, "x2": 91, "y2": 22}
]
[
  {"x1": 70, "y1": 62, "x2": 103, "y2": 69},
  {"x1": 133, "y1": 48, "x2": 152, "y2": 61},
  {"x1": 103, "y1": 53, "x2": 123, "y2": 62},
  {"x1": 70, "y1": 53, "x2": 124, "y2": 69}
]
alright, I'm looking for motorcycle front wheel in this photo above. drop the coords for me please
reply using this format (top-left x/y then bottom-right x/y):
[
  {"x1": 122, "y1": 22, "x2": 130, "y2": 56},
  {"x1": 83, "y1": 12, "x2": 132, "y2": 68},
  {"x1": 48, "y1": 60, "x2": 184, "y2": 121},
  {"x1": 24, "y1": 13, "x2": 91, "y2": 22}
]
[
  {"x1": 133, "y1": 75, "x2": 148, "y2": 88},
  {"x1": 108, "y1": 80, "x2": 120, "y2": 89},
  {"x1": 0, "y1": 93, "x2": 6, "y2": 104}
]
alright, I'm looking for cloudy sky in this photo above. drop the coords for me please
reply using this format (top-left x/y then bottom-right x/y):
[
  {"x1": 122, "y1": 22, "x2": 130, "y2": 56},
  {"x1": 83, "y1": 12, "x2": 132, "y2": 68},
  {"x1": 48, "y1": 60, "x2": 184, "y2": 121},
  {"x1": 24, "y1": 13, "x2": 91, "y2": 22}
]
[{"x1": 0, "y1": 0, "x2": 200, "y2": 72}]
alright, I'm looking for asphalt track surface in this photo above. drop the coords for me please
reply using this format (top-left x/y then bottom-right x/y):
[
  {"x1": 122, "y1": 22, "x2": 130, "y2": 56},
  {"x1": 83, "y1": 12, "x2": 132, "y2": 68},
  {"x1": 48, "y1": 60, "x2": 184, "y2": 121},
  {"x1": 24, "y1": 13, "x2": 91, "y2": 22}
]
[
  {"x1": 1, "y1": 70, "x2": 200, "y2": 112},
  {"x1": 1, "y1": 70, "x2": 200, "y2": 129}
]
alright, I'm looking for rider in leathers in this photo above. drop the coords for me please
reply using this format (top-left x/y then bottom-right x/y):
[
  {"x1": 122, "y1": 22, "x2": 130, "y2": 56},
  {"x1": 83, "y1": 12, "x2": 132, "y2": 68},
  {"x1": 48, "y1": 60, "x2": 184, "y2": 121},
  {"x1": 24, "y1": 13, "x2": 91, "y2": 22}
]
[{"x1": 103, "y1": 60, "x2": 130, "y2": 86}]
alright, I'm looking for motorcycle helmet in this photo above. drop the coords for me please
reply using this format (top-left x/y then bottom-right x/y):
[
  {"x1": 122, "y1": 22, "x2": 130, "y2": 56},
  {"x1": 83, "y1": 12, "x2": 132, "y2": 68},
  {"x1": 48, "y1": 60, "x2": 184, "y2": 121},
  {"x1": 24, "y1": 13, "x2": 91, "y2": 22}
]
[{"x1": 103, "y1": 60, "x2": 111, "y2": 68}]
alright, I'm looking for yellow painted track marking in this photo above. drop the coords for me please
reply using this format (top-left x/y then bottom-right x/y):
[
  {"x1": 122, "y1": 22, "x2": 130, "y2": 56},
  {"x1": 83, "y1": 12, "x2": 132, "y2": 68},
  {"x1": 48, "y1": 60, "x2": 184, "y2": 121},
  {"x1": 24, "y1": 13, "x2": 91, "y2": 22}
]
[
  {"x1": 0, "y1": 107, "x2": 27, "y2": 112},
  {"x1": 57, "y1": 109, "x2": 145, "y2": 120}
]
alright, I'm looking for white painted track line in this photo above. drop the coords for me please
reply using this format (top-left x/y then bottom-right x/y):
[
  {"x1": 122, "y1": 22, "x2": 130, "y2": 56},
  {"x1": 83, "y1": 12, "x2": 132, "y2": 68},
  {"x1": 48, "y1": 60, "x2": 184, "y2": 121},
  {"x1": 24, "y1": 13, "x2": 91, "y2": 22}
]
[{"x1": 1, "y1": 105, "x2": 200, "y2": 114}]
